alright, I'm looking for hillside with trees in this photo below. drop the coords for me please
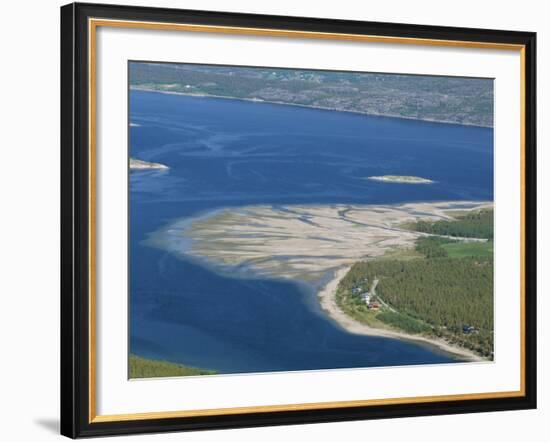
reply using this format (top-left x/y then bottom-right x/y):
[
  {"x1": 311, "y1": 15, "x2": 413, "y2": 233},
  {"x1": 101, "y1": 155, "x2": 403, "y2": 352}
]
[
  {"x1": 129, "y1": 62, "x2": 494, "y2": 127},
  {"x1": 129, "y1": 355, "x2": 216, "y2": 378}
]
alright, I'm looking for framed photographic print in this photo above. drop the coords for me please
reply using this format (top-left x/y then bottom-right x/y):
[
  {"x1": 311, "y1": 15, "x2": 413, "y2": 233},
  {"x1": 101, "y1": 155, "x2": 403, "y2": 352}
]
[{"x1": 60, "y1": 2, "x2": 537, "y2": 438}]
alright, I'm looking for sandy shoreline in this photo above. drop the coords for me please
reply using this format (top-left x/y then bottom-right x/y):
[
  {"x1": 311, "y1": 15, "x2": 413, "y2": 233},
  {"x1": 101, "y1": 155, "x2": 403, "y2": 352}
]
[
  {"x1": 318, "y1": 266, "x2": 485, "y2": 362},
  {"x1": 130, "y1": 86, "x2": 492, "y2": 128},
  {"x1": 148, "y1": 200, "x2": 491, "y2": 362}
]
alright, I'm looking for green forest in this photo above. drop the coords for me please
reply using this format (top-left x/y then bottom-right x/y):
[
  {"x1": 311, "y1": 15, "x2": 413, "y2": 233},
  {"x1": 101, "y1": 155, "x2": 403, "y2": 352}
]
[
  {"x1": 408, "y1": 208, "x2": 493, "y2": 239},
  {"x1": 336, "y1": 208, "x2": 494, "y2": 359}
]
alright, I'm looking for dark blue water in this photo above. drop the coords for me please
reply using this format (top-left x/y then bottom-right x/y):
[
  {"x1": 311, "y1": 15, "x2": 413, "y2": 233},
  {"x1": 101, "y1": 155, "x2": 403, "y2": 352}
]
[{"x1": 129, "y1": 90, "x2": 493, "y2": 374}]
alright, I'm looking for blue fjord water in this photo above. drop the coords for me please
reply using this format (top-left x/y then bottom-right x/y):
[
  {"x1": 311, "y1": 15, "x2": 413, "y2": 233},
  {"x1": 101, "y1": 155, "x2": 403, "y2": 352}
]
[{"x1": 129, "y1": 90, "x2": 493, "y2": 374}]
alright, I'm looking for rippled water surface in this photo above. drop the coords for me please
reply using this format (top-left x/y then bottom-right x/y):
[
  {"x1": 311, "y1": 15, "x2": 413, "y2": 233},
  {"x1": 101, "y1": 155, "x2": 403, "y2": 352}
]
[{"x1": 129, "y1": 90, "x2": 493, "y2": 374}]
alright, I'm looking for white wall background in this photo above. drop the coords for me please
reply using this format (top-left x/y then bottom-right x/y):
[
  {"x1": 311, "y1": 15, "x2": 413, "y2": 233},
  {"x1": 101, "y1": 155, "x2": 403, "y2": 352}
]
[{"x1": 0, "y1": 0, "x2": 546, "y2": 440}]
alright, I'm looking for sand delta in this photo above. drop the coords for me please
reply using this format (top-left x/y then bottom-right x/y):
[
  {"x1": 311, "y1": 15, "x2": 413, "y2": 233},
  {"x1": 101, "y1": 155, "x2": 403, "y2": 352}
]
[{"x1": 147, "y1": 200, "x2": 492, "y2": 361}]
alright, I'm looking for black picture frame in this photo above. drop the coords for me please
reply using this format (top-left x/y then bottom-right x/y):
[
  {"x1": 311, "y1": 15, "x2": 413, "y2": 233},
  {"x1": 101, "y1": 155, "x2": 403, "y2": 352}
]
[{"x1": 61, "y1": 2, "x2": 537, "y2": 438}]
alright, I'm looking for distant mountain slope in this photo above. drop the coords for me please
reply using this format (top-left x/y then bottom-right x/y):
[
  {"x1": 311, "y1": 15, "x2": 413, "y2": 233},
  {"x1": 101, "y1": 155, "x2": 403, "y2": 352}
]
[{"x1": 129, "y1": 62, "x2": 493, "y2": 127}]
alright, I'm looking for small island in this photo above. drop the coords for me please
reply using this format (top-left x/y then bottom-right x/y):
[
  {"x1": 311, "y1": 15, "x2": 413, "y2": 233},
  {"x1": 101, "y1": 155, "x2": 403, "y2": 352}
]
[
  {"x1": 130, "y1": 158, "x2": 169, "y2": 170},
  {"x1": 367, "y1": 175, "x2": 434, "y2": 184}
]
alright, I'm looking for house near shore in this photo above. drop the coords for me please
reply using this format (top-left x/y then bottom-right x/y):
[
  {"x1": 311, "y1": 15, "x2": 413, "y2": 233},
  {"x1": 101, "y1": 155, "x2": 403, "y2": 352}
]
[
  {"x1": 361, "y1": 292, "x2": 371, "y2": 304},
  {"x1": 368, "y1": 301, "x2": 380, "y2": 311},
  {"x1": 463, "y1": 325, "x2": 477, "y2": 334}
]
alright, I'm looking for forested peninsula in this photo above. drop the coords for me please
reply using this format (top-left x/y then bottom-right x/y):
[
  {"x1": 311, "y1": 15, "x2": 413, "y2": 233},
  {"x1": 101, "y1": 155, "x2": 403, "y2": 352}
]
[{"x1": 336, "y1": 208, "x2": 494, "y2": 359}]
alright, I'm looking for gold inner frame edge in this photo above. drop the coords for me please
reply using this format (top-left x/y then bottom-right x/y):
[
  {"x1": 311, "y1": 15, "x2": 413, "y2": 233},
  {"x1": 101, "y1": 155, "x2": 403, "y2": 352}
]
[{"x1": 87, "y1": 17, "x2": 527, "y2": 423}]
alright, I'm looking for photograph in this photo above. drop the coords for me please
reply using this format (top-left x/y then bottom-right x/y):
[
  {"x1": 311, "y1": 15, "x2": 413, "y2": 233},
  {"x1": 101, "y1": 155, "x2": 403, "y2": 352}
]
[
  {"x1": 58, "y1": 3, "x2": 537, "y2": 436},
  {"x1": 0, "y1": 0, "x2": 543, "y2": 440},
  {"x1": 128, "y1": 62, "x2": 495, "y2": 378}
]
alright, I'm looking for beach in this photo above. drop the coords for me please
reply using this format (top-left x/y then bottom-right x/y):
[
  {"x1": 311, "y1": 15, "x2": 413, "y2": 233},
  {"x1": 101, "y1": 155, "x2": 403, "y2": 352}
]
[
  {"x1": 318, "y1": 266, "x2": 484, "y2": 362},
  {"x1": 147, "y1": 200, "x2": 491, "y2": 362}
]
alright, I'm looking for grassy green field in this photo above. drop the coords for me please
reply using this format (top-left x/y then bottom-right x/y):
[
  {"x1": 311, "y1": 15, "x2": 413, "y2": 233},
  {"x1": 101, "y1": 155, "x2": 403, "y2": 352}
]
[
  {"x1": 129, "y1": 355, "x2": 217, "y2": 379},
  {"x1": 441, "y1": 240, "x2": 493, "y2": 258}
]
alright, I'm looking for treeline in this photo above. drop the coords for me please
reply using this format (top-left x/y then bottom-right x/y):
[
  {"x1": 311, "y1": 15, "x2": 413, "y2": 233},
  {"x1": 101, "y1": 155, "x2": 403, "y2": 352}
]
[
  {"x1": 337, "y1": 208, "x2": 494, "y2": 358},
  {"x1": 410, "y1": 209, "x2": 493, "y2": 239},
  {"x1": 362, "y1": 258, "x2": 493, "y2": 331},
  {"x1": 341, "y1": 257, "x2": 493, "y2": 357},
  {"x1": 415, "y1": 236, "x2": 455, "y2": 258}
]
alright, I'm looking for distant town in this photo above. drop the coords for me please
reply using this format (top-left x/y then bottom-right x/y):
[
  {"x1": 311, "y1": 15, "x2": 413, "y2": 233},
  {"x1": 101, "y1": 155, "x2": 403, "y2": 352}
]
[{"x1": 130, "y1": 62, "x2": 494, "y2": 127}]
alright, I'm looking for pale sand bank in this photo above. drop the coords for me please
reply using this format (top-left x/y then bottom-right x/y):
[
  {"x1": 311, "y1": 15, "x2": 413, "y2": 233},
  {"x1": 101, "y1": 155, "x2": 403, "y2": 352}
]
[
  {"x1": 147, "y1": 200, "x2": 492, "y2": 361},
  {"x1": 149, "y1": 200, "x2": 491, "y2": 283},
  {"x1": 130, "y1": 157, "x2": 169, "y2": 170},
  {"x1": 367, "y1": 175, "x2": 434, "y2": 184}
]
